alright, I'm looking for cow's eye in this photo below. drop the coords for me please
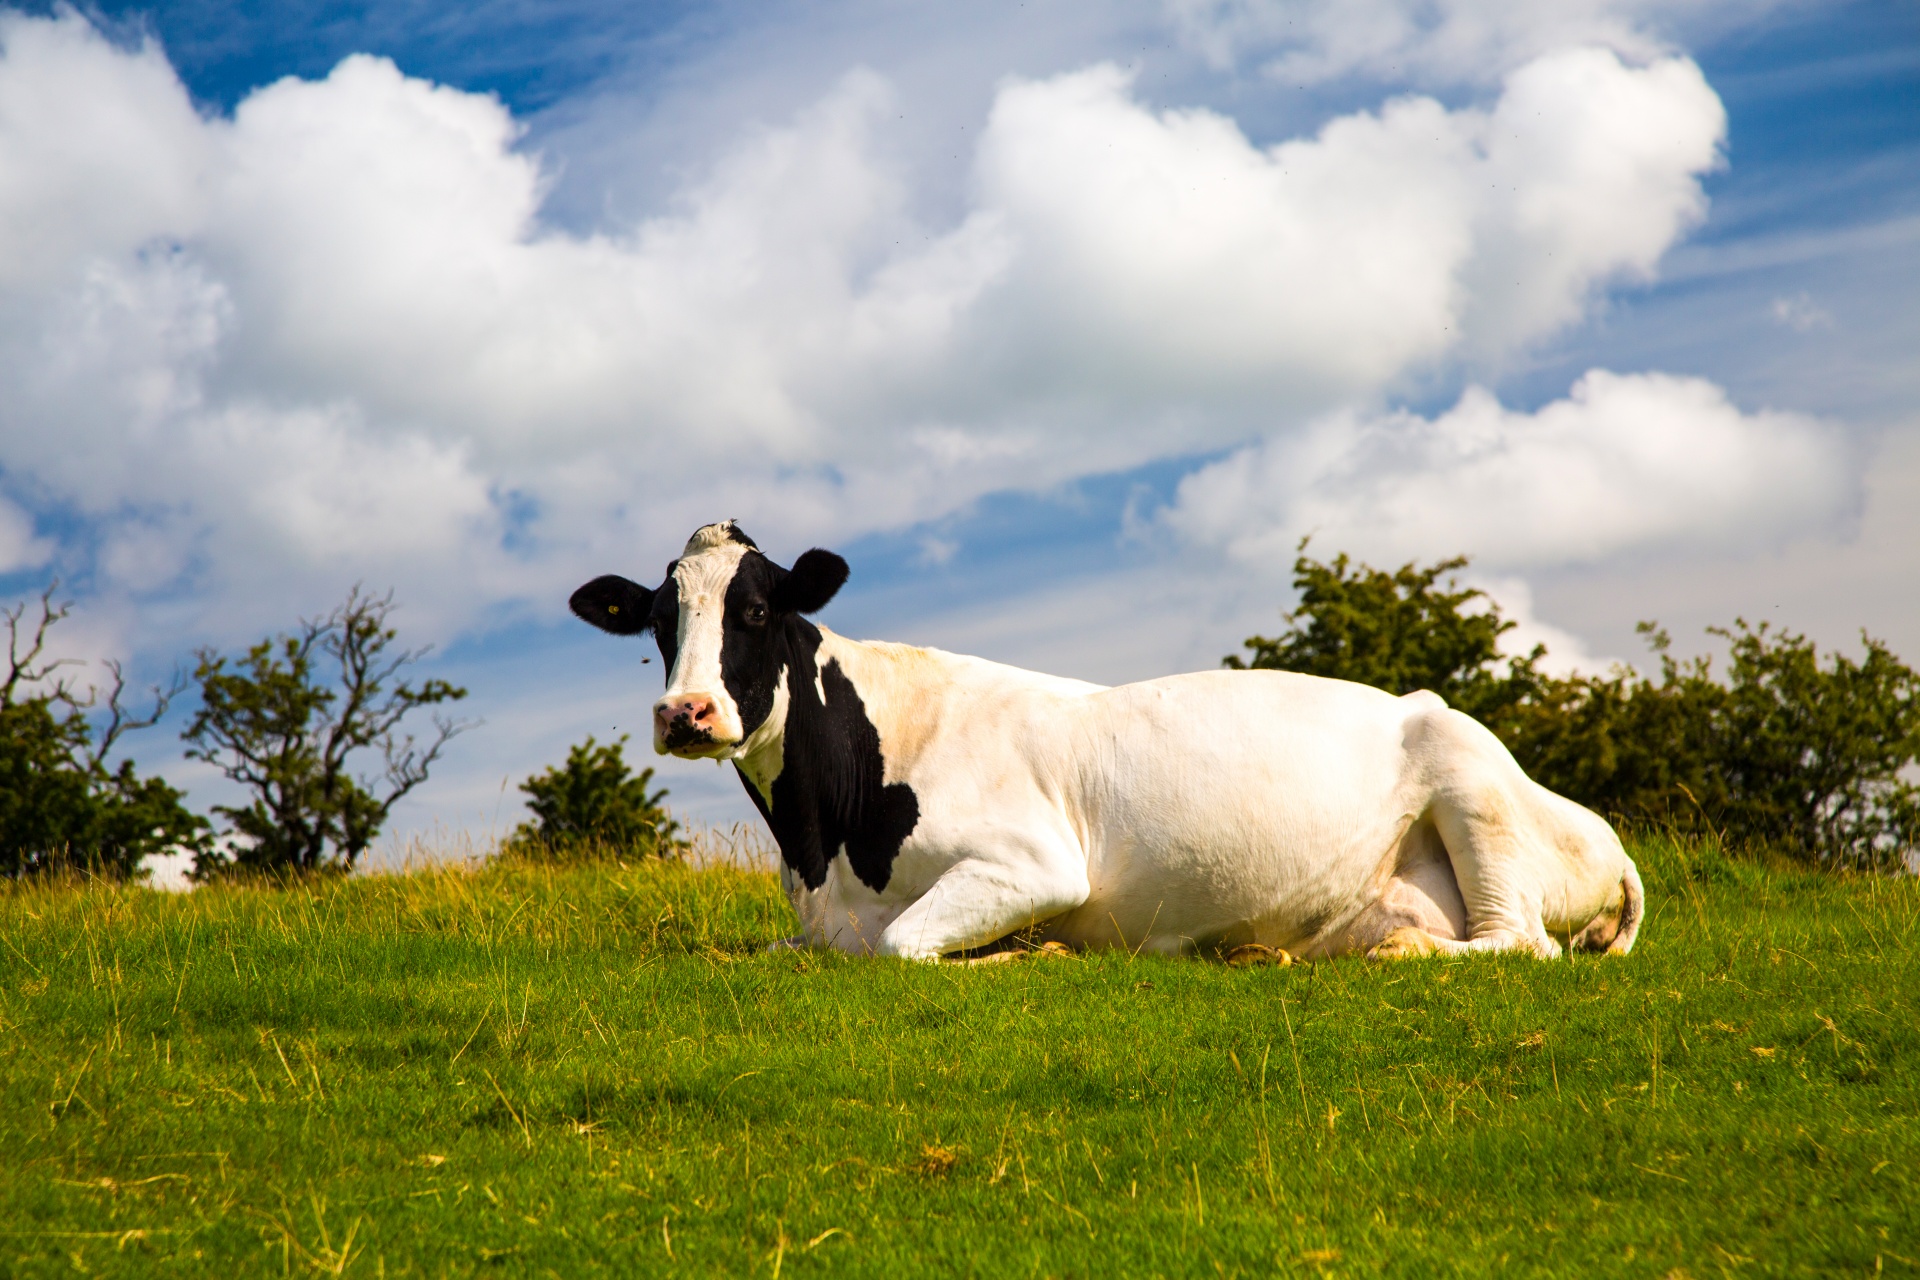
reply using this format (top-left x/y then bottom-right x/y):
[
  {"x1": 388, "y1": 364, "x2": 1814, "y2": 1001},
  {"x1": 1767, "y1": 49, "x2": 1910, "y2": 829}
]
[{"x1": 745, "y1": 603, "x2": 768, "y2": 625}]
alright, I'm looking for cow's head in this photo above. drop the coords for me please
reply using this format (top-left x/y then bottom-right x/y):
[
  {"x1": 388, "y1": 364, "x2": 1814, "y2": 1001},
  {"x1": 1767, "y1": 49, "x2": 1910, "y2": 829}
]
[{"x1": 569, "y1": 521, "x2": 848, "y2": 759}]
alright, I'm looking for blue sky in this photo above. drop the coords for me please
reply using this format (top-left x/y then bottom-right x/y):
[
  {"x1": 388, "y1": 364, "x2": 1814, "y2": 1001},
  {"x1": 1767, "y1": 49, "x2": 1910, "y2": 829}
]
[{"x1": 1, "y1": 0, "x2": 1916, "y2": 848}]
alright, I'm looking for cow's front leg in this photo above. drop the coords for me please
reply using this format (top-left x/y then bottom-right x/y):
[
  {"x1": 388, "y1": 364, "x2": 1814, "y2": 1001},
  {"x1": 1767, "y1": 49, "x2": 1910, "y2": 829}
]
[{"x1": 876, "y1": 853, "x2": 1089, "y2": 962}]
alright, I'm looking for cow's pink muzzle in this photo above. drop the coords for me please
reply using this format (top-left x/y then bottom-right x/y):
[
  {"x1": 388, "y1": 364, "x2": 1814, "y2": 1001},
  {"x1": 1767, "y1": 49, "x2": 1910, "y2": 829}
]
[{"x1": 654, "y1": 693, "x2": 729, "y2": 755}]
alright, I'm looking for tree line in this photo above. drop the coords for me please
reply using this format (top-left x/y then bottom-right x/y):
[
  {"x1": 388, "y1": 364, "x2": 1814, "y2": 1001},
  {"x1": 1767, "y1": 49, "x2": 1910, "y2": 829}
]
[
  {"x1": 5, "y1": 551, "x2": 1916, "y2": 880},
  {"x1": 1227, "y1": 548, "x2": 1920, "y2": 871},
  {"x1": 1, "y1": 582, "x2": 684, "y2": 881},
  {"x1": 2, "y1": 586, "x2": 472, "y2": 879}
]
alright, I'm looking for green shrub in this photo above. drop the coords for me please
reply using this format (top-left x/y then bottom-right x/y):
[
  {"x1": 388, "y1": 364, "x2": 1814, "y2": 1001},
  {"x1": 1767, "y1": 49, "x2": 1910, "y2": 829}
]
[
  {"x1": 0, "y1": 587, "x2": 206, "y2": 879},
  {"x1": 1499, "y1": 621, "x2": 1920, "y2": 869},
  {"x1": 500, "y1": 735, "x2": 686, "y2": 863},
  {"x1": 1229, "y1": 548, "x2": 1920, "y2": 871}
]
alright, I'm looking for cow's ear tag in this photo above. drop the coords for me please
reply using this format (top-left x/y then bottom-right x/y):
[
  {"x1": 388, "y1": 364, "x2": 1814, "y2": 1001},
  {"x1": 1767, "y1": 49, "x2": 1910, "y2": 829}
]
[
  {"x1": 570, "y1": 574, "x2": 656, "y2": 636},
  {"x1": 772, "y1": 549, "x2": 849, "y2": 615}
]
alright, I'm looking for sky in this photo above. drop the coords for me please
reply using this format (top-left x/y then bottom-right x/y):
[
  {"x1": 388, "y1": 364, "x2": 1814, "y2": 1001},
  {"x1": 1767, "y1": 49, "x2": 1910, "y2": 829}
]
[{"x1": 0, "y1": 0, "x2": 1916, "y2": 855}]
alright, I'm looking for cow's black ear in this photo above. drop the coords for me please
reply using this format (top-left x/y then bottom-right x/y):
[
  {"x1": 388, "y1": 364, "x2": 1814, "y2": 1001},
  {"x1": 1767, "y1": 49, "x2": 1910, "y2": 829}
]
[
  {"x1": 570, "y1": 574, "x2": 655, "y2": 635},
  {"x1": 772, "y1": 549, "x2": 848, "y2": 615}
]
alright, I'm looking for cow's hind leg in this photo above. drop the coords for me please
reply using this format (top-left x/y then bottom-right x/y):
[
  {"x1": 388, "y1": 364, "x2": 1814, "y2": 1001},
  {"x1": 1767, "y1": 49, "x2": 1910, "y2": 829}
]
[
  {"x1": 1361, "y1": 858, "x2": 1553, "y2": 960},
  {"x1": 1413, "y1": 798, "x2": 1564, "y2": 961},
  {"x1": 1372, "y1": 712, "x2": 1567, "y2": 962}
]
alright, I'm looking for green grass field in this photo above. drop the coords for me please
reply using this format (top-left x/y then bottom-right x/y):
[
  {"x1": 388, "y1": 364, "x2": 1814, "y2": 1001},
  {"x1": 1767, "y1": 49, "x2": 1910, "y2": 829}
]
[{"x1": 2, "y1": 838, "x2": 1915, "y2": 1278}]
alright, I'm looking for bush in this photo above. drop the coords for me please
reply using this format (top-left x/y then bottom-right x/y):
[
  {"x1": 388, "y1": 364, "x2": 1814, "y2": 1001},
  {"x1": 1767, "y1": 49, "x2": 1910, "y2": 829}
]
[
  {"x1": 500, "y1": 735, "x2": 686, "y2": 863},
  {"x1": 1229, "y1": 548, "x2": 1920, "y2": 871},
  {"x1": 1499, "y1": 622, "x2": 1920, "y2": 868}
]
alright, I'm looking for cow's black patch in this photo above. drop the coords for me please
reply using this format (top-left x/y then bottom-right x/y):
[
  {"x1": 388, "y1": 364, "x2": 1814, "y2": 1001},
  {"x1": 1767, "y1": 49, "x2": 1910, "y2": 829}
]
[
  {"x1": 647, "y1": 561, "x2": 681, "y2": 667},
  {"x1": 716, "y1": 553, "x2": 783, "y2": 741},
  {"x1": 739, "y1": 626, "x2": 919, "y2": 893}
]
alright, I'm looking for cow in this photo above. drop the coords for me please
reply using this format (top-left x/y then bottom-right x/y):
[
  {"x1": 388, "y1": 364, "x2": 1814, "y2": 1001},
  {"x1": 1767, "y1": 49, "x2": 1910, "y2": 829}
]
[{"x1": 569, "y1": 521, "x2": 1643, "y2": 963}]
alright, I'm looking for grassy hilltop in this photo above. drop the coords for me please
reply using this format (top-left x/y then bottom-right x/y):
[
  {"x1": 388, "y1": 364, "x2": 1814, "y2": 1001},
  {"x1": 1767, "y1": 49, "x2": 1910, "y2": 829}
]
[{"x1": 1, "y1": 839, "x2": 1915, "y2": 1278}]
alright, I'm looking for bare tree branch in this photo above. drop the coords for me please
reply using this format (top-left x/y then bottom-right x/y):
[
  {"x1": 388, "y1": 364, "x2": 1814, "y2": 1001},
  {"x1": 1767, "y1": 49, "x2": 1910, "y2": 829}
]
[
  {"x1": 86, "y1": 660, "x2": 190, "y2": 771},
  {"x1": 3, "y1": 582, "x2": 82, "y2": 708}
]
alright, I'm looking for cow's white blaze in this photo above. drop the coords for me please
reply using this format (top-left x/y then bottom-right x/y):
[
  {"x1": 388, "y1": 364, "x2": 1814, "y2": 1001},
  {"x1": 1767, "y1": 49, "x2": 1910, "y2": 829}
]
[{"x1": 655, "y1": 524, "x2": 751, "y2": 754}]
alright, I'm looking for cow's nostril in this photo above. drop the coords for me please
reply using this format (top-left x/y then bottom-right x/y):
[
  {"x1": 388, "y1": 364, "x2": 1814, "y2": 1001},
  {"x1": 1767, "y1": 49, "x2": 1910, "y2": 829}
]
[{"x1": 655, "y1": 698, "x2": 721, "y2": 740}]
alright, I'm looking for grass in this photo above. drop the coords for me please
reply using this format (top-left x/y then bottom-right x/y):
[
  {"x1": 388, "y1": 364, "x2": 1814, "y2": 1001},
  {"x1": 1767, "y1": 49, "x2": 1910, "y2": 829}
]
[{"x1": 0, "y1": 836, "x2": 1916, "y2": 1278}]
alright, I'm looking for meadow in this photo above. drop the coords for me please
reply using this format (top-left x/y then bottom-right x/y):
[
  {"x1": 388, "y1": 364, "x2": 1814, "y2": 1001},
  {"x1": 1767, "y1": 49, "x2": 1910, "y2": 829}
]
[{"x1": 1, "y1": 837, "x2": 1914, "y2": 1278}]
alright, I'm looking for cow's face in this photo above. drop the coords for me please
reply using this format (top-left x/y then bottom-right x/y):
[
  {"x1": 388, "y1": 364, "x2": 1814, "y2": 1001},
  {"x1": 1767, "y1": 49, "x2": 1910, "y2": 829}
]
[{"x1": 569, "y1": 521, "x2": 848, "y2": 759}]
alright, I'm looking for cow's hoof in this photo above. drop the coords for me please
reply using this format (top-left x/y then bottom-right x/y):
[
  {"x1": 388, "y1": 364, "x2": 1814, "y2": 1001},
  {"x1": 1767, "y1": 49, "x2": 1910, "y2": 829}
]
[
  {"x1": 1226, "y1": 944, "x2": 1296, "y2": 969},
  {"x1": 1368, "y1": 927, "x2": 1440, "y2": 960},
  {"x1": 1033, "y1": 941, "x2": 1075, "y2": 959}
]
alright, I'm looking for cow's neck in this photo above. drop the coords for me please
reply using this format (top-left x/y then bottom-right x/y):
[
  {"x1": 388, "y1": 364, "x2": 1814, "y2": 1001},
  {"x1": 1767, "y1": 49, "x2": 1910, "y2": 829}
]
[{"x1": 732, "y1": 625, "x2": 926, "y2": 895}]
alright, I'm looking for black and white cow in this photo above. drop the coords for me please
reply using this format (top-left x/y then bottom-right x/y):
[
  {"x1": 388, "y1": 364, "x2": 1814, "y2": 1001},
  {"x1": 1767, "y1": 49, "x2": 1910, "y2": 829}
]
[{"x1": 570, "y1": 521, "x2": 1643, "y2": 962}]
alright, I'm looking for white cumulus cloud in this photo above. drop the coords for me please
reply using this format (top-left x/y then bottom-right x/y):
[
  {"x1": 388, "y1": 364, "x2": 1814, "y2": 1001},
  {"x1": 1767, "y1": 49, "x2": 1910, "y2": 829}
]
[
  {"x1": 0, "y1": 8, "x2": 1791, "y2": 656},
  {"x1": 0, "y1": 11, "x2": 211, "y2": 289},
  {"x1": 1163, "y1": 369, "x2": 1852, "y2": 571}
]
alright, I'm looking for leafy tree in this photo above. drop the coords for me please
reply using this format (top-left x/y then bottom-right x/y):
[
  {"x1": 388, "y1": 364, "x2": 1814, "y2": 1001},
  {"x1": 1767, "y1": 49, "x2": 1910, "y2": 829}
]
[
  {"x1": 1224, "y1": 547, "x2": 1543, "y2": 724},
  {"x1": 0, "y1": 585, "x2": 207, "y2": 878},
  {"x1": 502, "y1": 735, "x2": 685, "y2": 861},
  {"x1": 184, "y1": 587, "x2": 471, "y2": 877},
  {"x1": 1229, "y1": 549, "x2": 1920, "y2": 870}
]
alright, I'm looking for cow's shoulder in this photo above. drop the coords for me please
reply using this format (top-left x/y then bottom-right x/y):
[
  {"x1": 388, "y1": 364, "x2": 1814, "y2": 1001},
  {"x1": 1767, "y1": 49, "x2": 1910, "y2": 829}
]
[{"x1": 824, "y1": 634, "x2": 1111, "y2": 776}]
